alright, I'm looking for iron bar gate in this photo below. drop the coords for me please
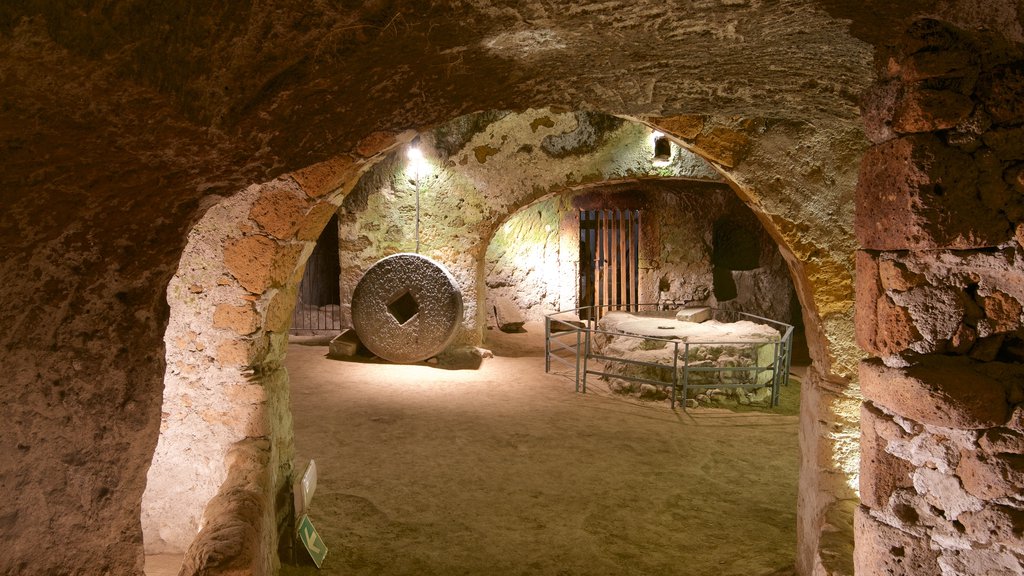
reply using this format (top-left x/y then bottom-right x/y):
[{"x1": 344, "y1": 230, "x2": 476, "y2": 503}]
[
  {"x1": 290, "y1": 214, "x2": 342, "y2": 333},
  {"x1": 579, "y1": 209, "x2": 640, "y2": 321}
]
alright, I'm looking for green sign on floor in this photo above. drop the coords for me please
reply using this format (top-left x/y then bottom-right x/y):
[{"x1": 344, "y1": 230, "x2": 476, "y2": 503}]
[{"x1": 297, "y1": 514, "x2": 328, "y2": 568}]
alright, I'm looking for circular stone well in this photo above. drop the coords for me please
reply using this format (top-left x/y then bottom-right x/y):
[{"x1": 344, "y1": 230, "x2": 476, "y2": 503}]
[{"x1": 351, "y1": 253, "x2": 464, "y2": 363}]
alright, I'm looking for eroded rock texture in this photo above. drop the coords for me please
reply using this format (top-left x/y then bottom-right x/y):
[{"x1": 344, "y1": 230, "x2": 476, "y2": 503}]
[
  {"x1": 1, "y1": 2, "x2": 1020, "y2": 576},
  {"x1": 855, "y1": 18, "x2": 1024, "y2": 575}
]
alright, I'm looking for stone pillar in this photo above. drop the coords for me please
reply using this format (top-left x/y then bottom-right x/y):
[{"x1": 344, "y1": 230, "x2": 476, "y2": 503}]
[{"x1": 855, "y1": 19, "x2": 1024, "y2": 574}]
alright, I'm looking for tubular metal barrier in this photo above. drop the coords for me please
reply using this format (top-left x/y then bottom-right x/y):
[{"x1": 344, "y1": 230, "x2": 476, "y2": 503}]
[{"x1": 544, "y1": 305, "x2": 793, "y2": 409}]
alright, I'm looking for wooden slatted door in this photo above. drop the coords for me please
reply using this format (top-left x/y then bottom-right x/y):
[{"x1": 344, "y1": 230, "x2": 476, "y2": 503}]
[{"x1": 579, "y1": 209, "x2": 641, "y2": 321}]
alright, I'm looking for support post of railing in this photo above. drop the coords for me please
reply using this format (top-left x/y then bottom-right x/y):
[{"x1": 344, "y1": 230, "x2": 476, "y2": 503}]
[
  {"x1": 784, "y1": 330, "x2": 793, "y2": 386},
  {"x1": 582, "y1": 325, "x2": 591, "y2": 394},
  {"x1": 544, "y1": 316, "x2": 551, "y2": 373},
  {"x1": 574, "y1": 327, "x2": 582, "y2": 393},
  {"x1": 671, "y1": 341, "x2": 679, "y2": 409},
  {"x1": 682, "y1": 342, "x2": 690, "y2": 410},
  {"x1": 772, "y1": 340, "x2": 781, "y2": 407}
]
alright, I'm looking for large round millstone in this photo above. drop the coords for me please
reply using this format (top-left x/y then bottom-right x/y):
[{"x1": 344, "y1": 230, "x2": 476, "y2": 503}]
[{"x1": 351, "y1": 253, "x2": 464, "y2": 363}]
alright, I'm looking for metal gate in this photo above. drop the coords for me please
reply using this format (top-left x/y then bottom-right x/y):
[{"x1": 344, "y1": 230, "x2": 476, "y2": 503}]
[
  {"x1": 290, "y1": 214, "x2": 342, "y2": 333},
  {"x1": 579, "y1": 209, "x2": 640, "y2": 320}
]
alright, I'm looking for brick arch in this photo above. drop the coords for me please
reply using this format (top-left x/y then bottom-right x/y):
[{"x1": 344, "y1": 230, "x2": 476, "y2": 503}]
[{"x1": 146, "y1": 110, "x2": 863, "y2": 574}]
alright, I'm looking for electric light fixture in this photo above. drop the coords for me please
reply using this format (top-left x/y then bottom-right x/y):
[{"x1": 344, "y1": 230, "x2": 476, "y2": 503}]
[{"x1": 407, "y1": 141, "x2": 430, "y2": 181}]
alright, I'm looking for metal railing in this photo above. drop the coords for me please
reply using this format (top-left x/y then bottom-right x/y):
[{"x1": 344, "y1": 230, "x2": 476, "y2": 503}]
[{"x1": 544, "y1": 305, "x2": 793, "y2": 409}]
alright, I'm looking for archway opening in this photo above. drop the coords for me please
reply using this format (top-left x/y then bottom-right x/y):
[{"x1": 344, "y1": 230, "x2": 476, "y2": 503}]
[{"x1": 145, "y1": 108, "x2": 857, "y2": 576}]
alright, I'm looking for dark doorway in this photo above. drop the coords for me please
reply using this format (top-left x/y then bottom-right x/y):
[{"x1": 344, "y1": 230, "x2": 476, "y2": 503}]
[
  {"x1": 579, "y1": 209, "x2": 641, "y2": 320},
  {"x1": 291, "y1": 214, "x2": 342, "y2": 332}
]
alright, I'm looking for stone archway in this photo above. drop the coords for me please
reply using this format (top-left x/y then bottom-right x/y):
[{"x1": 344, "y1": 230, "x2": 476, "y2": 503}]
[
  {"x1": 145, "y1": 109, "x2": 864, "y2": 575},
  {"x1": 646, "y1": 116, "x2": 867, "y2": 575}
]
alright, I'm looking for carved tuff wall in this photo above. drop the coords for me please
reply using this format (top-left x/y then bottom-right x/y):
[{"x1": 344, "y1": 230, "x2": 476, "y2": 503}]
[
  {"x1": 855, "y1": 19, "x2": 1024, "y2": 575},
  {"x1": 3, "y1": 1, "x2": 909, "y2": 572}
]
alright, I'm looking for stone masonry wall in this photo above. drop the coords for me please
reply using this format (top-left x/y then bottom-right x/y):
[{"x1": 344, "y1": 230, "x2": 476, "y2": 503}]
[
  {"x1": 143, "y1": 148, "x2": 374, "y2": 573},
  {"x1": 855, "y1": 19, "x2": 1024, "y2": 575}
]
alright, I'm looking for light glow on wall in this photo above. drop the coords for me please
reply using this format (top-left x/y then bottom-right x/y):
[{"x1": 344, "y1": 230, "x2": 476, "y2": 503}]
[{"x1": 406, "y1": 145, "x2": 432, "y2": 181}]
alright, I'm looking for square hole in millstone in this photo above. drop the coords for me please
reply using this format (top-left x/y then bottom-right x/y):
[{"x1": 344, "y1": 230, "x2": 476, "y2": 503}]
[{"x1": 386, "y1": 290, "x2": 420, "y2": 325}]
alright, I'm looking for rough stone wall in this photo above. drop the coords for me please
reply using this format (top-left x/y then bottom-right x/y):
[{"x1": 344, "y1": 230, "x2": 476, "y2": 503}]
[
  {"x1": 143, "y1": 156, "x2": 370, "y2": 568},
  {"x1": 484, "y1": 195, "x2": 566, "y2": 320},
  {"x1": 0, "y1": 1, "x2": 917, "y2": 572},
  {"x1": 855, "y1": 20, "x2": 1024, "y2": 575},
  {"x1": 0, "y1": 19, "x2": 259, "y2": 576}
]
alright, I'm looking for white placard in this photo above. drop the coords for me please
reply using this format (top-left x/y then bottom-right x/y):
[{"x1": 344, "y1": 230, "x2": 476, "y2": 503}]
[{"x1": 293, "y1": 459, "x2": 318, "y2": 519}]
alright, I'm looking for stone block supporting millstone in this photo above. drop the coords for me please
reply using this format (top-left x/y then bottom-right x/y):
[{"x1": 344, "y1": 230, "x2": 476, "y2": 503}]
[
  {"x1": 328, "y1": 329, "x2": 363, "y2": 358},
  {"x1": 351, "y1": 253, "x2": 464, "y2": 363}
]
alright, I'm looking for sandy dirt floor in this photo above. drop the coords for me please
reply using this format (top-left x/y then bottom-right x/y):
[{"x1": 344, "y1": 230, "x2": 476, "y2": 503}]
[{"x1": 277, "y1": 323, "x2": 800, "y2": 576}]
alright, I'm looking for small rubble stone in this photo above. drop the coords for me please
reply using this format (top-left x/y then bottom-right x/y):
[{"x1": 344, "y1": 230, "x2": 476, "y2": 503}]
[
  {"x1": 969, "y1": 334, "x2": 1005, "y2": 362},
  {"x1": 860, "y1": 403, "x2": 915, "y2": 509},
  {"x1": 436, "y1": 345, "x2": 486, "y2": 370},
  {"x1": 675, "y1": 307, "x2": 711, "y2": 323},
  {"x1": 493, "y1": 297, "x2": 526, "y2": 333},
  {"x1": 978, "y1": 290, "x2": 1023, "y2": 336},
  {"x1": 877, "y1": 259, "x2": 924, "y2": 292},
  {"x1": 957, "y1": 449, "x2": 1024, "y2": 500},
  {"x1": 959, "y1": 505, "x2": 1024, "y2": 549},
  {"x1": 979, "y1": 428, "x2": 1024, "y2": 455}
]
